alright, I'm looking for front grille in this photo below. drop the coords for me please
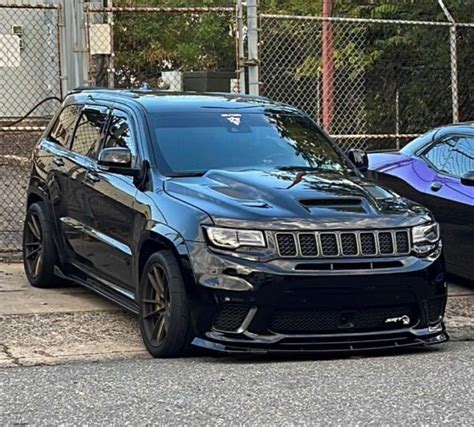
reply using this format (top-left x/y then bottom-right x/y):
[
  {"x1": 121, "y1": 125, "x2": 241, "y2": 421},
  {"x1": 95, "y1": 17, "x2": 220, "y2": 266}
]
[
  {"x1": 213, "y1": 305, "x2": 250, "y2": 332},
  {"x1": 270, "y1": 305, "x2": 414, "y2": 333},
  {"x1": 320, "y1": 233, "x2": 338, "y2": 256},
  {"x1": 360, "y1": 232, "x2": 376, "y2": 255},
  {"x1": 276, "y1": 233, "x2": 297, "y2": 256},
  {"x1": 396, "y1": 231, "x2": 410, "y2": 253},
  {"x1": 341, "y1": 233, "x2": 358, "y2": 255},
  {"x1": 299, "y1": 233, "x2": 318, "y2": 256},
  {"x1": 379, "y1": 232, "x2": 394, "y2": 254},
  {"x1": 275, "y1": 229, "x2": 411, "y2": 259}
]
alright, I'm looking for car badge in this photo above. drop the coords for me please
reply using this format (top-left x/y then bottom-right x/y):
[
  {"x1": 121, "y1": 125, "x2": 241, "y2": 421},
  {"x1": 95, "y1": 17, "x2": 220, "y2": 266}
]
[{"x1": 385, "y1": 315, "x2": 411, "y2": 325}]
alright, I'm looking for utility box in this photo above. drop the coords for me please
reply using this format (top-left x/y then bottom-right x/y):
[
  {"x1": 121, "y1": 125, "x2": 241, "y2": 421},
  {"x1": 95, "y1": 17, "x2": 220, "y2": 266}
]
[{"x1": 183, "y1": 71, "x2": 236, "y2": 93}]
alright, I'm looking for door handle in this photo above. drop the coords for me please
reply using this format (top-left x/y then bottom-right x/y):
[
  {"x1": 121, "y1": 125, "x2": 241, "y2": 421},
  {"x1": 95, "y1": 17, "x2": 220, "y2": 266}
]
[
  {"x1": 431, "y1": 182, "x2": 443, "y2": 192},
  {"x1": 86, "y1": 173, "x2": 100, "y2": 183},
  {"x1": 53, "y1": 157, "x2": 64, "y2": 167}
]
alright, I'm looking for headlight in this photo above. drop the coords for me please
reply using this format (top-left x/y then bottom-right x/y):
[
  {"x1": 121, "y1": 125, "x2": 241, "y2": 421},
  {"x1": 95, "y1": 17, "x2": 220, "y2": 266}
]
[
  {"x1": 412, "y1": 222, "x2": 440, "y2": 255},
  {"x1": 412, "y1": 222, "x2": 440, "y2": 244},
  {"x1": 205, "y1": 227, "x2": 266, "y2": 249}
]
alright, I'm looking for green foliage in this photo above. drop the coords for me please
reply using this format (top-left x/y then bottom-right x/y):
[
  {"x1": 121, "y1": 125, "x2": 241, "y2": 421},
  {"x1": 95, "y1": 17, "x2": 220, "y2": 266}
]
[
  {"x1": 107, "y1": 0, "x2": 474, "y2": 134},
  {"x1": 111, "y1": 0, "x2": 235, "y2": 86}
]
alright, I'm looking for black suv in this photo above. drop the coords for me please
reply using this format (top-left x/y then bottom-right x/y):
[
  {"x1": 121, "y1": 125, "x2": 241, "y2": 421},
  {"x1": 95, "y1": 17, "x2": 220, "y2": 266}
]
[{"x1": 23, "y1": 88, "x2": 448, "y2": 357}]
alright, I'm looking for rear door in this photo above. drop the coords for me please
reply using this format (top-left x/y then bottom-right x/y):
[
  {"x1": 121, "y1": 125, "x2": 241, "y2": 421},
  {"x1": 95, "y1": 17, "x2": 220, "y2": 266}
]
[
  {"x1": 59, "y1": 105, "x2": 110, "y2": 264},
  {"x1": 81, "y1": 108, "x2": 139, "y2": 290},
  {"x1": 45, "y1": 104, "x2": 83, "y2": 261},
  {"x1": 421, "y1": 135, "x2": 474, "y2": 277}
]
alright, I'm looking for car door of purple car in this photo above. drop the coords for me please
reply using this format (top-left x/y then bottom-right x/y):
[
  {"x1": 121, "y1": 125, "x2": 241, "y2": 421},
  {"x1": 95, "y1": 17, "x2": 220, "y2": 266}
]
[
  {"x1": 420, "y1": 135, "x2": 474, "y2": 279},
  {"x1": 368, "y1": 129, "x2": 474, "y2": 281}
]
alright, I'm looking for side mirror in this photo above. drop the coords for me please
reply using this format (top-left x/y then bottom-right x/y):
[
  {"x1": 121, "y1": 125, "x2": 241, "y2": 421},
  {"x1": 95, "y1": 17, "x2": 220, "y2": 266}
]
[
  {"x1": 347, "y1": 148, "x2": 368, "y2": 173},
  {"x1": 98, "y1": 147, "x2": 140, "y2": 177},
  {"x1": 461, "y1": 171, "x2": 474, "y2": 187}
]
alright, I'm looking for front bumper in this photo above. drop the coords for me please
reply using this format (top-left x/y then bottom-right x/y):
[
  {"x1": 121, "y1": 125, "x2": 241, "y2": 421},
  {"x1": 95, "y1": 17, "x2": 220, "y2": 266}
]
[
  {"x1": 185, "y1": 243, "x2": 448, "y2": 354},
  {"x1": 193, "y1": 325, "x2": 449, "y2": 354}
]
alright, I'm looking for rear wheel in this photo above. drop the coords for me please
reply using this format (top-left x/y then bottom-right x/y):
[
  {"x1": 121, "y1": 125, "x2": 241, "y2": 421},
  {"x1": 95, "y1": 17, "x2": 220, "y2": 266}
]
[
  {"x1": 138, "y1": 250, "x2": 193, "y2": 358},
  {"x1": 22, "y1": 202, "x2": 59, "y2": 288}
]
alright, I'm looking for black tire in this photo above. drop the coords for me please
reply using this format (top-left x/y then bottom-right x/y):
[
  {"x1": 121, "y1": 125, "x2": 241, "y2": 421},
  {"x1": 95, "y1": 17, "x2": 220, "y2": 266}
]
[
  {"x1": 138, "y1": 250, "x2": 193, "y2": 358},
  {"x1": 22, "y1": 202, "x2": 59, "y2": 288}
]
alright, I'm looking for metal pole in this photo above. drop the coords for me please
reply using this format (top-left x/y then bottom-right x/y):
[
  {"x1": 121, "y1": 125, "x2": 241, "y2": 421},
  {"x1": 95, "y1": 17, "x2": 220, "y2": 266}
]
[
  {"x1": 107, "y1": 0, "x2": 114, "y2": 88},
  {"x1": 449, "y1": 25, "x2": 459, "y2": 123},
  {"x1": 246, "y1": 0, "x2": 259, "y2": 96},
  {"x1": 322, "y1": 0, "x2": 335, "y2": 133},
  {"x1": 395, "y1": 89, "x2": 400, "y2": 149},
  {"x1": 438, "y1": 0, "x2": 459, "y2": 123},
  {"x1": 236, "y1": 0, "x2": 246, "y2": 93}
]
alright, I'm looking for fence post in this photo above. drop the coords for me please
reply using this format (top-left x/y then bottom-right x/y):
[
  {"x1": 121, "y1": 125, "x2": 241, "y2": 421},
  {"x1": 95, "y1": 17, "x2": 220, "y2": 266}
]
[
  {"x1": 322, "y1": 0, "x2": 335, "y2": 133},
  {"x1": 438, "y1": 0, "x2": 459, "y2": 123},
  {"x1": 247, "y1": 0, "x2": 259, "y2": 96},
  {"x1": 236, "y1": 0, "x2": 246, "y2": 93},
  {"x1": 107, "y1": 0, "x2": 115, "y2": 88}
]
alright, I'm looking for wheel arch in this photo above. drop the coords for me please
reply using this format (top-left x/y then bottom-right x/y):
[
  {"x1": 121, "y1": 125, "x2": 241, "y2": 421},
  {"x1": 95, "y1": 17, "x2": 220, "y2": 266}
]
[
  {"x1": 136, "y1": 225, "x2": 194, "y2": 292},
  {"x1": 26, "y1": 192, "x2": 44, "y2": 208}
]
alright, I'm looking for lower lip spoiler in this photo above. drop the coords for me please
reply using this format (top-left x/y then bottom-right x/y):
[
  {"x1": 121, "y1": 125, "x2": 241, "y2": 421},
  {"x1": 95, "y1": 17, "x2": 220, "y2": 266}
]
[{"x1": 191, "y1": 326, "x2": 449, "y2": 354}]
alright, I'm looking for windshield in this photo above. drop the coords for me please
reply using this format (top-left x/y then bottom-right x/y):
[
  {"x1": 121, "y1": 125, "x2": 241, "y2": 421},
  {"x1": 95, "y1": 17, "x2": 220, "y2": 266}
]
[{"x1": 150, "y1": 112, "x2": 353, "y2": 176}]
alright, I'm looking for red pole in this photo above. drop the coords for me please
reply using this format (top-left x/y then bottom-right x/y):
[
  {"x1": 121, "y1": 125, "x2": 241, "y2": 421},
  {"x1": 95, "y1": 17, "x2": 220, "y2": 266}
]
[{"x1": 322, "y1": 0, "x2": 335, "y2": 133}]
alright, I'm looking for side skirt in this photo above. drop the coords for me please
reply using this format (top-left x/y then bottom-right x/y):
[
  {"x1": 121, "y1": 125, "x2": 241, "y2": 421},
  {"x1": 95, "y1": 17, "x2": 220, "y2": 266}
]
[{"x1": 54, "y1": 264, "x2": 138, "y2": 314}]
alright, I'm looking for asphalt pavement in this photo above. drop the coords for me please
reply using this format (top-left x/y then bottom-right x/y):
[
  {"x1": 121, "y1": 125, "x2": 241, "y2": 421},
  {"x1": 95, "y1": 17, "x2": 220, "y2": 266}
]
[{"x1": 1, "y1": 342, "x2": 473, "y2": 425}]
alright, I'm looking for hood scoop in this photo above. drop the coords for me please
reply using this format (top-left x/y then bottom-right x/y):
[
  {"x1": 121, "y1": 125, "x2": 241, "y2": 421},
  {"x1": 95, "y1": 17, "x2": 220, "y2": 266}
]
[
  {"x1": 300, "y1": 198, "x2": 363, "y2": 208},
  {"x1": 300, "y1": 197, "x2": 368, "y2": 214}
]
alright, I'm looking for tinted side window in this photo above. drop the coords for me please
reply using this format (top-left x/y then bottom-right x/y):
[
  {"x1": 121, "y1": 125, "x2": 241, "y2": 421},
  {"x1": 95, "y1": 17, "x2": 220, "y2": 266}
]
[
  {"x1": 103, "y1": 110, "x2": 137, "y2": 159},
  {"x1": 71, "y1": 107, "x2": 109, "y2": 158},
  {"x1": 423, "y1": 137, "x2": 456, "y2": 172},
  {"x1": 442, "y1": 137, "x2": 474, "y2": 178},
  {"x1": 49, "y1": 105, "x2": 82, "y2": 147}
]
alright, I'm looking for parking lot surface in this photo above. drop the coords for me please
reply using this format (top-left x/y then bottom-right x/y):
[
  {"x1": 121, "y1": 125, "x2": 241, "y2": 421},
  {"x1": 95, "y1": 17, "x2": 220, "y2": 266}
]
[
  {"x1": 1, "y1": 342, "x2": 473, "y2": 425},
  {"x1": 0, "y1": 262, "x2": 473, "y2": 367}
]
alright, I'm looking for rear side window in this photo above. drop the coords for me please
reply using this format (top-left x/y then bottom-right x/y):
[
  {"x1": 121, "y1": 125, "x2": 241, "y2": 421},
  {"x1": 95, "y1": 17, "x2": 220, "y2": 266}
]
[
  {"x1": 103, "y1": 110, "x2": 137, "y2": 159},
  {"x1": 423, "y1": 137, "x2": 456, "y2": 172},
  {"x1": 442, "y1": 137, "x2": 474, "y2": 178},
  {"x1": 71, "y1": 106, "x2": 109, "y2": 158},
  {"x1": 49, "y1": 105, "x2": 82, "y2": 147}
]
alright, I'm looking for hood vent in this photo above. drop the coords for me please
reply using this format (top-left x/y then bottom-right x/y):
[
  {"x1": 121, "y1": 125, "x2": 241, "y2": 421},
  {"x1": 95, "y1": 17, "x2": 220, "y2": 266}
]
[{"x1": 300, "y1": 198, "x2": 363, "y2": 208}]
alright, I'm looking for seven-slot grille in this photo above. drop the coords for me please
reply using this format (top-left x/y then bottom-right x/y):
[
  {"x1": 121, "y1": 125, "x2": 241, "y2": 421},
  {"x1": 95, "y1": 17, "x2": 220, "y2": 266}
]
[{"x1": 275, "y1": 230, "x2": 411, "y2": 258}]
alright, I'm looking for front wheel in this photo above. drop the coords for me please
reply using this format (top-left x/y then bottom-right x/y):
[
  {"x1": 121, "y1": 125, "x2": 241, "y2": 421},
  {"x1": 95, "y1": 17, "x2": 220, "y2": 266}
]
[{"x1": 138, "y1": 250, "x2": 193, "y2": 358}]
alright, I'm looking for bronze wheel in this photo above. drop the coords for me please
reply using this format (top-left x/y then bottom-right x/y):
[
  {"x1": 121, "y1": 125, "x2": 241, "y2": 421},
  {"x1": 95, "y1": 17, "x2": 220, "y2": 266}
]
[
  {"x1": 142, "y1": 264, "x2": 171, "y2": 346},
  {"x1": 24, "y1": 210, "x2": 44, "y2": 278},
  {"x1": 138, "y1": 250, "x2": 192, "y2": 358}
]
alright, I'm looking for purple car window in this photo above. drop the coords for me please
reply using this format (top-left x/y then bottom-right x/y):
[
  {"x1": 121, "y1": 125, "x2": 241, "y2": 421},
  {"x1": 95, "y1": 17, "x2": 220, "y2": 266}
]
[
  {"x1": 442, "y1": 137, "x2": 474, "y2": 178},
  {"x1": 423, "y1": 137, "x2": 457, "y2": 173}
]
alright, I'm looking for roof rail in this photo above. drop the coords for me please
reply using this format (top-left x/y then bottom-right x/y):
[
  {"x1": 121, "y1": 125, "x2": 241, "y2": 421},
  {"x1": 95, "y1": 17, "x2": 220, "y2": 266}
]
[{"x1": 68, "y1": 86, "x2": 141, "y2": 99}]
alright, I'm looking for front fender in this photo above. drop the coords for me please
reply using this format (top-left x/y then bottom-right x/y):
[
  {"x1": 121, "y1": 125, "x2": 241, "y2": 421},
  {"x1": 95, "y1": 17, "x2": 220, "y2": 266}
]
[{"x1": 134, "y1": 223, "x2": 195, "y2": 294}]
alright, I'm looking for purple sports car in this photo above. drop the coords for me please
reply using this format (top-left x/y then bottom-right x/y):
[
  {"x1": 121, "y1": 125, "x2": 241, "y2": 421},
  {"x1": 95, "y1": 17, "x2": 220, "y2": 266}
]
[{"x1": 367, "y1": 124, "x2": 474, "y2": 282}]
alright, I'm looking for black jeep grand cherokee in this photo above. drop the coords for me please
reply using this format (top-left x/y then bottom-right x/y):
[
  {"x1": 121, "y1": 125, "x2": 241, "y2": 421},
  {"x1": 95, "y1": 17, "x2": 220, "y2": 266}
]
[{"x1": 24, "y1": 88, "x2": 448, "y2": 357}]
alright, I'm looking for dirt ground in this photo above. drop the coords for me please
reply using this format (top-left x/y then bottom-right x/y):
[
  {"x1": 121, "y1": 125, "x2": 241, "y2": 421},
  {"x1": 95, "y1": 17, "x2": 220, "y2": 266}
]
[{"x1": 0, "y1": 262, "x2": 472, "y2": 368}]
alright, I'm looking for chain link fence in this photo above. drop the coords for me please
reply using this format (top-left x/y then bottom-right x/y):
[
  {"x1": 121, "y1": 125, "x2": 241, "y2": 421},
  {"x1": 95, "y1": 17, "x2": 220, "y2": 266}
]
[
  {"x1": 0, "y1": 4, "x2": 62, "y2": 258},
  {"x1": 85, "y1": 5, "x2": 240, "y2": 92},
  {"x1": 2, "y1": 4, "x2": 474, "y2": 258},
  {"x1": 260, "y1": 14, "x2": 474, "y2": 151}
]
